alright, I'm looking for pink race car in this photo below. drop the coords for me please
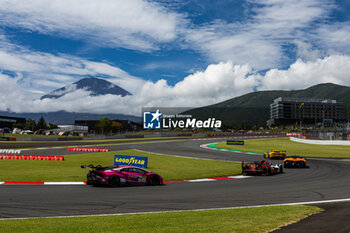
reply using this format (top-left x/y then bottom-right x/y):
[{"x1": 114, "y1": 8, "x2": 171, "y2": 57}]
[{"x1": 81, "y1": 164, "x2": 163, "y2": 187}]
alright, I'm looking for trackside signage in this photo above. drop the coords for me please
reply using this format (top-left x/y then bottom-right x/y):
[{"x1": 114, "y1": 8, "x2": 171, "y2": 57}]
[
  {"x1": 114, "y1": 155, "x2": 148, "y2": 168},
  {"x1": 227, "y1": 140, "x2": 244, "y2": 145},
  {"x1": 143, "y1": 108, "x2": 222, "y2": 129}
]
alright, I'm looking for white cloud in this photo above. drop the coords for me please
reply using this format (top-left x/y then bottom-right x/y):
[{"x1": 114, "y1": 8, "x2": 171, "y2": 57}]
[
  {"x1": 185, "y1": 0, "x2": 333, "y2": 69},
  {"x1": 315, "y1": 23, "x2": 350, "y2": 54},
  {"x1": 141, "y1": 61, "x2": 180, "y2": 71},
  {"x1": 0, "y1": 0, "x2": 345, "y2": 72},
  {"x1": 0, "y1": 0, "x2": 339, "y2": 70},
  {"x1": 136, "y1": 62, "x2": 258, "y2": 107},
  {"x1": 1, "y1": 0, "x2": 350, "y2": 118},
  {"x1": 0, "y1": 0, "x2": 183, "y2": 51},
  {"x1": 0, "y1": 73, "x2": 24, "y2": 111},
  {"x1": 0, "y1": 35, "x2": 145, "y2": 94},
  {"x1": 0, "y1": 61, "x2": 258, "y2": 115},
  {"x1": 1, "y1": 55, "x2": 350, "y2": 116},
  {"x1": 258, "y1": 55, "x2": 350, "y2": 91},
  {"x1": 293, "y1": 40, "x2": 322, "y2": 62}
]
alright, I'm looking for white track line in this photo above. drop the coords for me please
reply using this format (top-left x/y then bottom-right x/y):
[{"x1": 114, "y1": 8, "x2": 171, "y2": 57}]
[
  {"x1": 188, "y1": 178, "x2": 215, "y2": 182},
  {"x1": 201, "y1": 142, "x2": 350, "y2": 162},
  {"x1": 1, "y1": 198, "x2": 349, "y2": 221},
  {"x1": 227, "y1": 175, "x2": 249, "y2": 179},
  {"x1": 44, "y1": 182, "x2": 86, "y2": 185},
  {"x1": 0, "y1": 175, "x2": 248, "y2": 185}
]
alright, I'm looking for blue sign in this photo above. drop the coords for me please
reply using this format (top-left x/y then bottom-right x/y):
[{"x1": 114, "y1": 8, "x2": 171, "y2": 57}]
[
  {"x1": 0, "y1": 137, "x2": 10, "y2": 141},
  {"x1": 143, "y1": 109, "x2": 162, "y2": 129},
  {"x1": 227, "y1": 140, "x2": 244, "y2": 145},
  {"x1": 114, "y1": 155, "x2": 148, "y2": 168}
]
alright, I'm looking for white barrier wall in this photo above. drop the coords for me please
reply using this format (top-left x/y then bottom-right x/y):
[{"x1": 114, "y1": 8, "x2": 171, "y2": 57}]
[
  {"x1": 0, "y1": 149, "x2": 21, "y2": 154},
  {"x1": 290, "y1": 137, "x2": 350, "y2": 146}
]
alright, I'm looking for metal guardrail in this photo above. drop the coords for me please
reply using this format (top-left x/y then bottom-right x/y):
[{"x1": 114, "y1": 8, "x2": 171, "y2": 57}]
[{"x1": 290, "y1": 137, "x2": 350, "y2": 145}]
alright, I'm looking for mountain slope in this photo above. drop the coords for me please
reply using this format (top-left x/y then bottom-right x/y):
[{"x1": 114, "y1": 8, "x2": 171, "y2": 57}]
[
  {"x1": 41, "y1": 77, "x2": 131, "y2": 100},
  {"x1": 0, "y1": 111, "x2": 140, "y2": 125},
  {"x1": 186, "y1": 83, "x2": 350, "y2": 126}
]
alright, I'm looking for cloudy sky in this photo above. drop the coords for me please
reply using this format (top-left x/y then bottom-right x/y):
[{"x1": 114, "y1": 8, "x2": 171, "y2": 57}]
[{"x1": 0, "y1": 0, "x2": 350, "y2": 115}]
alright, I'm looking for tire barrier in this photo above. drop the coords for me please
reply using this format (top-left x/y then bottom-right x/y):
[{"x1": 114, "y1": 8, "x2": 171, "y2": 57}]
[
  {"x1": 67, "y1": 147, "x2": 110, "y2": 152},
  {"x1": 0, "y1": 155, "x2": 64, "y2": 161}
]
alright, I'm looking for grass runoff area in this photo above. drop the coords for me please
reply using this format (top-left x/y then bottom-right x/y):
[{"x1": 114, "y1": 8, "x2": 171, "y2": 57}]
[
  {"x1": 0, "y1": 205, "x2": 321, "y2": 233},
  {"x1": 216, "y1": 137, "x2": 350, "y2": 158},
  {"x1": 0, "y1": 150, "x2": 241, "y2": 182}
]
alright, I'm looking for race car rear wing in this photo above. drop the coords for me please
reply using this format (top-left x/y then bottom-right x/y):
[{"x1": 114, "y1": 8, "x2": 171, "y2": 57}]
[
  {"x1": 81, "y1": 164, "x2": 120, "y2": 171},
  {"x1": 241, "y1": 161, "x2": 261, "y2": 165},
  {"x1": 81, "y1": 164, "x2": 96, "y2": 169}
]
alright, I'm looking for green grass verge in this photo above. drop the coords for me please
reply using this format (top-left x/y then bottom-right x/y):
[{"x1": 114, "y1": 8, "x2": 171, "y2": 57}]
[
  {"x1": 0, "y1": 205, "x2": 322, "y2": 233},
  {"x1": 215, "y1": 137, "x2": 350, "y2": 158},
  {"x1": 0, "y1": 150, "x2": 241, "y2": 182}
]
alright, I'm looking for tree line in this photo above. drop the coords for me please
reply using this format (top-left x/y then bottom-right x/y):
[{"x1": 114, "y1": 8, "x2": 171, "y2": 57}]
[{"x1": 13, "y1": 117, "x2": 57, "y2": 131}]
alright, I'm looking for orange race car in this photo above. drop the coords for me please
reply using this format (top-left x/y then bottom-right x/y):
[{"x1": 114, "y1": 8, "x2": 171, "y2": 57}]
[{"x1": 283, "y1": 155, "x2": 309, "y2": 168}]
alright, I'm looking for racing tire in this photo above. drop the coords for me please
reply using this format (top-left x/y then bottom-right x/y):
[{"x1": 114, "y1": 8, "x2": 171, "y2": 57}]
[
  {"x1": 280, "y1": 165, "x2": 283, "y2": 173},
  {"x1": 149, "y1": 175, "x2": 160, "y2": 185},
  {"x1": 109, "y1": 176, "x2": 120, "y2": 187}
]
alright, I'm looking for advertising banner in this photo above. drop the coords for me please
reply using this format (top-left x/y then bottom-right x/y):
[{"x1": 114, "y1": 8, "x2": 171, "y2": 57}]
[
  {"x1": 114, "y1": 155, "x2": 148, "y2": 168},
  {"x1": 227, "y1": 140, "x2": 244, "y2": 145}
]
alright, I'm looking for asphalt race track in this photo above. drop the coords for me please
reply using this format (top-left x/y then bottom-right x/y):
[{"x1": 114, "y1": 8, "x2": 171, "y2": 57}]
[{"x1": 0, "y1": 138, "x2": 350, "y2": 231}]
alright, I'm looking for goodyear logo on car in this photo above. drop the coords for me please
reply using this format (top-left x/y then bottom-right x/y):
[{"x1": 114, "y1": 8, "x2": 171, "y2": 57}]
[
  {"x1": 226, "y1": 140, "x2": 244, "y2": 145},
  {"x1": 114, "y1": 155, "x2": 148, "y2": 168}
]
